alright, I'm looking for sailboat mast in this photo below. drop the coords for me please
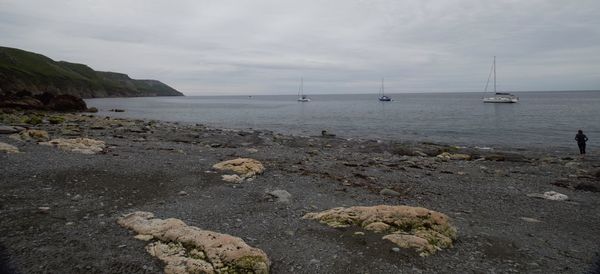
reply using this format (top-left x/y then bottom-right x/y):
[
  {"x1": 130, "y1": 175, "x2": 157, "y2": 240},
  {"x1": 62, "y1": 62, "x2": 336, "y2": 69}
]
[
  {"x1": 299, "y1": 77, "x2": 303, "y2": 97},
  {"x1": 493, "y1": 56, "x2": 496, "y2": 93},
  {"x1": 381, "y1": 78, "x2": 385, "y2": 96}
]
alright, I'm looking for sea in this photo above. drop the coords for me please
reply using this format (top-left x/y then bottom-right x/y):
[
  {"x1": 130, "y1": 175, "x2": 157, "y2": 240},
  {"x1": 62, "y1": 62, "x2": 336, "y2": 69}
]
[{"x1": 86, "y1": 91, "x2": 600, "y2": 152}]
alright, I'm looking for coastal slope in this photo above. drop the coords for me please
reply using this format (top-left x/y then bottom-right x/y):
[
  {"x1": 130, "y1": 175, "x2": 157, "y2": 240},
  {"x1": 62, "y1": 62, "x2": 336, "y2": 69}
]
[{"x1": 0, "y1": 46, "x2": 183, "y2": 98}]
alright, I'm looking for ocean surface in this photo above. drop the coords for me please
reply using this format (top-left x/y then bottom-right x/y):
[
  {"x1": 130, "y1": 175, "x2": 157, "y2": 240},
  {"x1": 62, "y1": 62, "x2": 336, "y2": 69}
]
[{"x1": 86, "y1": 91, "x2": 600, "y2": 152}]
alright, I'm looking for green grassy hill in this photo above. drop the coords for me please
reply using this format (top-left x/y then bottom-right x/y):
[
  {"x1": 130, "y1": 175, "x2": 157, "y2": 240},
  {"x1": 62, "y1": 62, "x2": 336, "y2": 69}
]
[{"x1": 0, "y1": 46, "x2": 183, "y2": 98}]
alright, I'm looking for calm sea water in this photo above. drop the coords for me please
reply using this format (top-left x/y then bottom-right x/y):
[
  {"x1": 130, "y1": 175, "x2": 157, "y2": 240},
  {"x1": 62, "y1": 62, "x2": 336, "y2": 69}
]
[{"x1": 86, "y1": 91, "x2": 600, "y2": 151}]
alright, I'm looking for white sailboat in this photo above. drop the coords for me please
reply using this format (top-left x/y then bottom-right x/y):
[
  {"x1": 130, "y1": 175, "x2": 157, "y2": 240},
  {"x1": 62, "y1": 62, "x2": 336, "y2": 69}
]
[
  {"x1": 483, "y1": 56, "x2": 518, "y2": 103},
  {"x1": 378, "y1": 78, "x2": 392, "y2": 101},
  {"x1": 297, "y1": 77, "x2": 311, "y2": 102}
]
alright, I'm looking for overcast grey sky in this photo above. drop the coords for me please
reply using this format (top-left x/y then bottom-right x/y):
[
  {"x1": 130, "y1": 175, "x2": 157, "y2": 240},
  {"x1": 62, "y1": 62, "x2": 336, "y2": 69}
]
[{"x1": 1, "y1": 0, "x2": 599, "y2": 95}]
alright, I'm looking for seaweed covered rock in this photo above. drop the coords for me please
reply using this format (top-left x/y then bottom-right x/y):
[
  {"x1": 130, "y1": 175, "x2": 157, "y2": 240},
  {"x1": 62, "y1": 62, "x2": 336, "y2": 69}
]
[
  {"x1": 40, "y1": 138, "x2": 105, "y2": 154},
  {"x1": 10, "y1": 129, "x2": 49, "y2": 142},
  {"x1": 212, "y1": 158, "x2": 265, "y2": 178},
  {"x1": 117, "y1": 211, "x2": 270, "y2": 274},
  {"x1": 303, "y1": 205, "x2": 457, "y2": 256}
]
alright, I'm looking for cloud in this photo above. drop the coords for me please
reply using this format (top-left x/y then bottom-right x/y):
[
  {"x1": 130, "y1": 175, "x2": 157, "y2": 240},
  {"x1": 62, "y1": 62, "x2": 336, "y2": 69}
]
[{"x1": 1, "y1": 0, "x2": 599, "y2": 95}]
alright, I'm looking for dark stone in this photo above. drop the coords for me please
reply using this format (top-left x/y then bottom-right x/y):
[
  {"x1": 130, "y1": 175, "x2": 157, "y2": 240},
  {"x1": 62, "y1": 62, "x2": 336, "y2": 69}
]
[
  {"x1": 15, "y1": 89, "x2": 32, "y2": 97},
  {"x1": 34, "y1": 92, "x2": 55, "y2": 105},
  {"x1": 0, "y1": 96, "x2": 44, "y2": 109},
  {"x1": 574, "y1": 182, "x2": 600, "y2": 192},
  {"x1": 47, "y1": 95, "x2": 87, "y2": 111},
  {"x1": 85, "y1": 107, "x2": 98, "y2": 113},
  {"x1": 485, "y1": 153, "x2": 530, "y2": 162},
  {"x1": 109, "y1": 109, "x2": 125, "y2": 112}
]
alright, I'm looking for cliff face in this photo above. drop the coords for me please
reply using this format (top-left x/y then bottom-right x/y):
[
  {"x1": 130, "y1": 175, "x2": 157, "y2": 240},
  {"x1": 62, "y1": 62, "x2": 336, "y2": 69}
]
[{"x1": 0, "y1": 46, "x2": 184, "y2": 98}]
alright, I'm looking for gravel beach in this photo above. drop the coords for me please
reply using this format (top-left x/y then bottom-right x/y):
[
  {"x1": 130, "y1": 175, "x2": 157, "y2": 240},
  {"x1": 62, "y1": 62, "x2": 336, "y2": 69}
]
[{"x1": 1, "y1": 111, "x2": 599, "y2": 273}]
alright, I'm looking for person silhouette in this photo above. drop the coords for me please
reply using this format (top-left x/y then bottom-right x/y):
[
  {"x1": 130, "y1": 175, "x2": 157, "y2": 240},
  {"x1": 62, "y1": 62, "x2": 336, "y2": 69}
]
[{"x1": 575, "y1": 129, "x2": 588, "y2": 158}]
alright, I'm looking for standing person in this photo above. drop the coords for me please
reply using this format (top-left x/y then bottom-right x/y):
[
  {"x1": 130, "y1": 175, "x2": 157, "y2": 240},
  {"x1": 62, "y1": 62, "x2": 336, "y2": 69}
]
[{"x1": 575, "y1": 129, "x2": 588, "y2": 158}]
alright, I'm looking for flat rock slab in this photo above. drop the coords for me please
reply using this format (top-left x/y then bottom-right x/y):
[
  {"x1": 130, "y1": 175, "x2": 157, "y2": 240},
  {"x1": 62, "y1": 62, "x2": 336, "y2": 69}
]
[
  {"x1": 303, "y1": 205, "x2": 457, "y2": 256},
  {"x1": 40, "y1": 138, "x2": 105, "y2": 154},
  {"x1": 117, "y1": 211, "x2": 270, "y2": 274},
  {"x1": 0, "y1": 125, "x2": 21, "y2": 134},
  {"x1": 0, "y1": 142, "x2": 19, "y2": 153}
]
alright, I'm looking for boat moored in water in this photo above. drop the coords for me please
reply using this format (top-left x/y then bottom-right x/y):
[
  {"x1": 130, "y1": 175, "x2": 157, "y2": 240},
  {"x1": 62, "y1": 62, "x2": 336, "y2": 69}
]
[{"x1": 482, "y1": 56, "x2": 518, "y2": 103}]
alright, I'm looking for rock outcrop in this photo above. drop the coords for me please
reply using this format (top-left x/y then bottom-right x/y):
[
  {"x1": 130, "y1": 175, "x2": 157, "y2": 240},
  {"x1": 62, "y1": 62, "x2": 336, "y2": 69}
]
[
  {"x1": 117, "y1": 211, "x2": 270, "y2": 274},
  {"x1": 40, "y1": 138, "x2": 105, "y2": 154},
  {"x1": 303, "y1": 205, "x2": 457, "y2": 256}
]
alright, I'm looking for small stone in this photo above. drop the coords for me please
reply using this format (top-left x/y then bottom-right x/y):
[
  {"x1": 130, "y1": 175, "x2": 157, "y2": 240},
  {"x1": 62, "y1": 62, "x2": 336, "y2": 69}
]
[
  {"x1": 134, "y1": 234, "x2": 154, "y2": 241},
  {"x1": 353, "y1": 231, "x2": 365, "y2": 236},
  {"x1": 380, "y1": 188, "x2": 401, "y2": 197},
  {"x1": 71, "y1": 194, "x2": 83, "y2": 201},
  {"x1": 37, "y1": 206, "x2": 50, "y2": 213},
  {"x1": 65, "y1": 222, "x2": 74, "y2": 226},
  {"x1": 246, "y1": 148, "x2": 259, "y2": 153},
  {"x1": 309, "y1": 259, "x2": 320, "y2": 264},
  {"x1": 267, "y1": 189, "x2": 292, "y2": 203},
  {"x1": 221, "y1": 174, "x2": 244, "y2": 183},
  {"x1": 392, "y1": 247, "x2": 401, "y2": 252},
  {"x1": 520, "y1": 217, "x2": 542, "y2": 223},
  {"x1": 178, "y1": 191, "x2": 188, "y2": 196}
]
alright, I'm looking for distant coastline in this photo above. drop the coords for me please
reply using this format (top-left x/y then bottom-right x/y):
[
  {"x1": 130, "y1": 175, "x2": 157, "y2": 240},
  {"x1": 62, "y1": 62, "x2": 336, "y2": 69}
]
[{"x1": 0, "y1": 46, "x2": 183, "y2": 98}]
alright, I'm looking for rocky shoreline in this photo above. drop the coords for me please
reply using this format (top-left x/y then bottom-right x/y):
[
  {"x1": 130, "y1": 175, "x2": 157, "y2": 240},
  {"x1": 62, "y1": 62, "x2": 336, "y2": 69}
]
[{"x1": 1, "y1": 110, "x2": 599, "y2": 273}]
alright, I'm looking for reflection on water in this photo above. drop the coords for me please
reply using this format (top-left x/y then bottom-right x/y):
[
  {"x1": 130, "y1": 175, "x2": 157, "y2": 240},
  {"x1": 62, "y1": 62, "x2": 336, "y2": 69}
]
[{"x1": 86, "y1": 91, "x2": 600, "y2": 150}]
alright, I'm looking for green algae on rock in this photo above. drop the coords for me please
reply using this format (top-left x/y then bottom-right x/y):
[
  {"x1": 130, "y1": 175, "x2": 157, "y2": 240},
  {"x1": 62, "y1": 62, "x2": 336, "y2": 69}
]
[
  {"x1": 303, "y1": 205, "x2": 457, "y2": 256},
  {"x1": 118, "y1": 211, "x2": 270, "y2": 274}
]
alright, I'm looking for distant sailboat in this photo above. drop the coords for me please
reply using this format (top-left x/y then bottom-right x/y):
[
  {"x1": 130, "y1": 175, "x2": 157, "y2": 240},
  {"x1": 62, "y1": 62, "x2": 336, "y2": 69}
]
[
  {"x1": 297, "y1": 77, "x2": 311, "y2": 102},
  {"x1": 378, "y1": 78, "x2": 392, "y2": 101},
  {"x1": 483, "y1": 56, "x2": 518, "y2": 103}
]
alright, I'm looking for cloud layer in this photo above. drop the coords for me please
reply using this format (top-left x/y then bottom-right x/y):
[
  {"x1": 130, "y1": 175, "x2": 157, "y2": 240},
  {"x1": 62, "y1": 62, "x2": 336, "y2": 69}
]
[{"x1": 1, "y1": 0, "x2": 599, "y2": 95}]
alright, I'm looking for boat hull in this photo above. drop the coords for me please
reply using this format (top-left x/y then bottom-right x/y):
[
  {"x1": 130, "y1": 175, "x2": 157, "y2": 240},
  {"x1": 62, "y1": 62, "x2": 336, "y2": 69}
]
[
  {"x1": 297, "y1": 98, "x2": 311, "y2": 102},
  {"x1": 483, "y1": 97, "x2": 518, "y2": 103}
]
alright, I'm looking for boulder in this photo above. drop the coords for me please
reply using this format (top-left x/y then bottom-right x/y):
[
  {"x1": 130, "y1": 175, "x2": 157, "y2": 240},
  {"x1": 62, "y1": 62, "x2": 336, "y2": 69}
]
[
  {"x1": 212, "y1": 158, "x2": 265, "y2": 178},
  {"x1": 46, "y1": 95, "x2": 87, "y2": 111},
  {"x1": 85, "y1": 107, "x2": 98, "y2": 113},
  {"x1": 40, "y1": 138, "x2": 105, "y2": 154},
  {"x1": 117, "y1": 211, "x2": 270, "y2": 274},
  {"x1": 0, "y1": 142, "x2": 19, "y2": 153},
  {"x1": 303, "y1": 205, "x2": 457, "y2": 256}
]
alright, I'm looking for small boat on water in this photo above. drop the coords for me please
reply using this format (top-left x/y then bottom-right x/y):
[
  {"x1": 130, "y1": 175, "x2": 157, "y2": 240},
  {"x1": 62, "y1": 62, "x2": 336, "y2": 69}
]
[
  {"x1": 378, "y1": 78, "x2": 392, "y2": 101},
  {"x1": 297, "y1": 77, "x2": 311, "y2": 102},
  {"x1": 482, "y1": 56, "x2": 518, "y2": 103}
]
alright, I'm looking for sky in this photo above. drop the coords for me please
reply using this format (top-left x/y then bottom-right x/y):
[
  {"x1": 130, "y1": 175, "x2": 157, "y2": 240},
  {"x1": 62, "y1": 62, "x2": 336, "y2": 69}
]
[{"x1": 1, "y1": 0, "x2": 599, "y2": 95}]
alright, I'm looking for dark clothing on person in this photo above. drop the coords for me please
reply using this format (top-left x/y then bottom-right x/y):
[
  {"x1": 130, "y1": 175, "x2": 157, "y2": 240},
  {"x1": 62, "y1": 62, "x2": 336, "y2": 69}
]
[
  {"x1": 575, "y1": 133, "x2": 588, "y2": 154},
  {"x1": 578, "y1": 142, "x2": 586, "y2": 154}
]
